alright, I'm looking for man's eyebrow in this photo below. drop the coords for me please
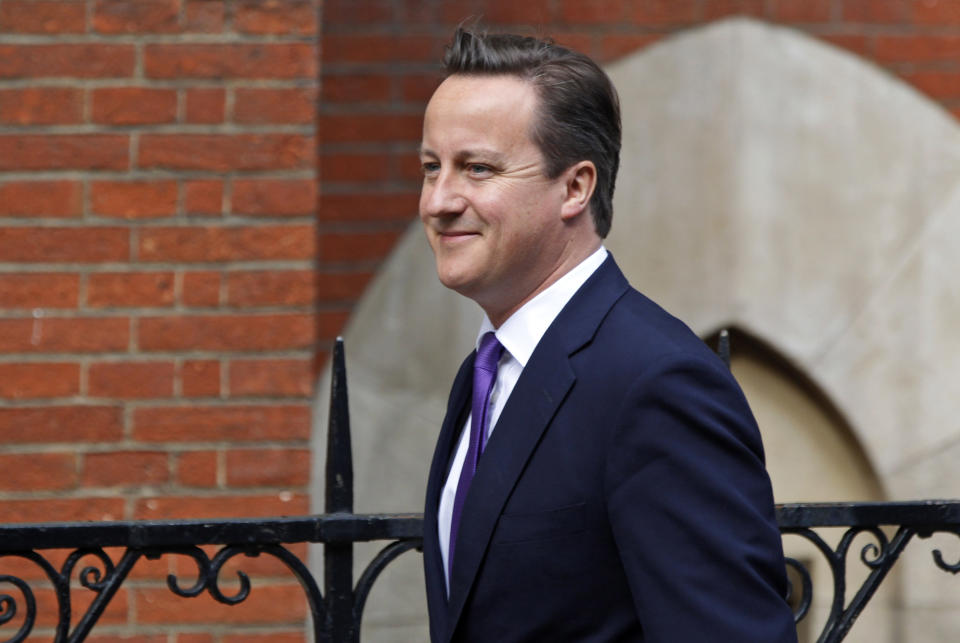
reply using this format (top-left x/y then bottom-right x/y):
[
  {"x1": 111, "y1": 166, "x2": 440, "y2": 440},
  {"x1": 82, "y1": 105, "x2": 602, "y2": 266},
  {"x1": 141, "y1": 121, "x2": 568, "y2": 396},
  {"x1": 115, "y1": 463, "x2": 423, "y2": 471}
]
[
  {"x1": 456, "y1": 148, "x2": 506, "y2": 164},
  {"x1": 418, "y1": 145, "x2": 435, "y2": 158}
]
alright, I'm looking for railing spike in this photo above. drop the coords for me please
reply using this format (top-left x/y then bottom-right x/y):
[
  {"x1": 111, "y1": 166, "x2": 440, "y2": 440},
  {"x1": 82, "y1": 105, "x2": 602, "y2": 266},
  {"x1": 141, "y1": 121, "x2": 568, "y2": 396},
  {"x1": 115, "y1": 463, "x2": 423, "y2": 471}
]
[
  {"x1": 717, "y1": 328, "x2": 731, "y2": 369},
  {"x1": 326, "y1": 337, "x2": 353, "y2": 514}
]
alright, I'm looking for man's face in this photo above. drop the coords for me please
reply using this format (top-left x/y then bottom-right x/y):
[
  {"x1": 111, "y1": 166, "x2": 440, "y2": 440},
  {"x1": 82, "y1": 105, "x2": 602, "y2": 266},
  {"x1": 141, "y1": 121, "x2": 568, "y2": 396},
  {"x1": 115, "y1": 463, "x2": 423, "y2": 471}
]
[{"x1": 419, "y1": 74, "x2": 572, "y2": 324}]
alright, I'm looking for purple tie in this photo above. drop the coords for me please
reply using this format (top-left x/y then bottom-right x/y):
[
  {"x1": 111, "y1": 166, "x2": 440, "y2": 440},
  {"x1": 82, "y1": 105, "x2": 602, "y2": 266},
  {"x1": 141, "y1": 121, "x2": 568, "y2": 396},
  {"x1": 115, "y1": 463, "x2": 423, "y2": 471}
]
[{"x1": 448, "y1": 331, "x2": 504, "y2": 581}]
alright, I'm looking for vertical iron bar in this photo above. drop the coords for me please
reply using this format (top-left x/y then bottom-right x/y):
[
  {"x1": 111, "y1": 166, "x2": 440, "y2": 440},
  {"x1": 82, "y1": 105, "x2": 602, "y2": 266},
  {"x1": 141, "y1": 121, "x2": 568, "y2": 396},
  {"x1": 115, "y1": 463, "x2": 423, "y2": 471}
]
[{"x1": 325, "y1": 338, "x2": 356, "y2": 642}]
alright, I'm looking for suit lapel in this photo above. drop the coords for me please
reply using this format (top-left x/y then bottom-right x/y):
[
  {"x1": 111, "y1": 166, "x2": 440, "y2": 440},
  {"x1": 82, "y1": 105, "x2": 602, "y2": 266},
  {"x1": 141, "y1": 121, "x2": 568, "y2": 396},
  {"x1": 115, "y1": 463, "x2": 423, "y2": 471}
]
[
  {"x1": 423, "y1": 353, "x2": 474, "y2": 640},
  {"x1": 444, "y1": 255, "x2": 631, "y2": 639}
]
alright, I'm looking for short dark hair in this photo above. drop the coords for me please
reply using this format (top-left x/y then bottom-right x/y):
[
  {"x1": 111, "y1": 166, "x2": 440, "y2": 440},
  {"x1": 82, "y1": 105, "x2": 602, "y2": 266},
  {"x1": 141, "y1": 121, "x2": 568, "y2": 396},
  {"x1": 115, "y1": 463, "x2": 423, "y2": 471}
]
[{"x1": 442, "y1": 28, "x2": 621, "y2": 238}]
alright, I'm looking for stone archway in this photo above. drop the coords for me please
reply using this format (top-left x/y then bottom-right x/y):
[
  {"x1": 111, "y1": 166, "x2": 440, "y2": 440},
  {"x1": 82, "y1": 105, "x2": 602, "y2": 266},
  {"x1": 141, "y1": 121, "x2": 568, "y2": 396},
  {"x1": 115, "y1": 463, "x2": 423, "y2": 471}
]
[{"x1": 313, "y1": 18, "x2": 960, "y2": 641}]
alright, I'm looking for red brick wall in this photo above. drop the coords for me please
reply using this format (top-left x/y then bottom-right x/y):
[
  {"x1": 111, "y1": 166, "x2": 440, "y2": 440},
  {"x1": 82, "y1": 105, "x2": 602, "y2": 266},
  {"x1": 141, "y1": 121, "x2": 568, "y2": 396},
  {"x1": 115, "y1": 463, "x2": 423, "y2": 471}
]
[
  {"x1": 2, "y1": 0, "x2": 960, "y2": 639},
  {"x1": 0, "y1": 0, "x2": 319, "y2": 639}
]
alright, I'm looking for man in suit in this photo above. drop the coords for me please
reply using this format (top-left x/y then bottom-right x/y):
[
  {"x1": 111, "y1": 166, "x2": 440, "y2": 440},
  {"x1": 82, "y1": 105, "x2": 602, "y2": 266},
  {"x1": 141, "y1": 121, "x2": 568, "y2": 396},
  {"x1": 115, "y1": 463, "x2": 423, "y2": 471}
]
[{"x1": 419, "y1": 28, "x2": 797, "y2": 642}]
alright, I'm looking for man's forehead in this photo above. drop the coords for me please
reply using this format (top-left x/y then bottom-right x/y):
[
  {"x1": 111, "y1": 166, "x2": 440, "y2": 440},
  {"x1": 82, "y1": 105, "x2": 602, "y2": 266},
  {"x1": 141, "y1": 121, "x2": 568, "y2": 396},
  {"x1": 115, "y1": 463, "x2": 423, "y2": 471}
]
[{"x1": 427, "y1": 74, "x2": 537, "y2": 113}]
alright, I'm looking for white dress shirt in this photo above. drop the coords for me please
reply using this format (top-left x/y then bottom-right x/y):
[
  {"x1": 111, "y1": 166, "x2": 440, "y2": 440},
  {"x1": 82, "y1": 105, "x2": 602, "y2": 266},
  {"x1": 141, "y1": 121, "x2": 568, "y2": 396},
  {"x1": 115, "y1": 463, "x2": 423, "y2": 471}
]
[{"x1": 438, "y1": 246, "x2": 608, "y2": 593}]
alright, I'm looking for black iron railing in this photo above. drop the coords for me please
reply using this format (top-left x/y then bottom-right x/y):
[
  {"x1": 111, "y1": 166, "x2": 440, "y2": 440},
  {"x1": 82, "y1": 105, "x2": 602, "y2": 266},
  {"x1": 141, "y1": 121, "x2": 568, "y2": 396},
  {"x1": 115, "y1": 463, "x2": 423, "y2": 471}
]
[{"x1": 0, "y1": 338, "x2": 958, "y2": 642}]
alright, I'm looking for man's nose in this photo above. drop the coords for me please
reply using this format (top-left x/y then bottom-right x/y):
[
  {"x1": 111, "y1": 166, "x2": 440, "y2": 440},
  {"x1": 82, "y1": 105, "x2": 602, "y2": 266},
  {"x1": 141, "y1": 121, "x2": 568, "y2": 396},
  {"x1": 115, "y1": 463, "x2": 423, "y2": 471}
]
[{"x1": 420, "y1": 171, "x2": 466, "y2": 218}]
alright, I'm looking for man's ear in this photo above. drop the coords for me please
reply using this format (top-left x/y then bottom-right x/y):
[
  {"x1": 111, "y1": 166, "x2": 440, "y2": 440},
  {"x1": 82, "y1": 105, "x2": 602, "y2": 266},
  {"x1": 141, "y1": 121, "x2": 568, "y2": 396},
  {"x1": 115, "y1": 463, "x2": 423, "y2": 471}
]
[{"x1": 560, "y1": 161, "x2": 597, "y2": 221}]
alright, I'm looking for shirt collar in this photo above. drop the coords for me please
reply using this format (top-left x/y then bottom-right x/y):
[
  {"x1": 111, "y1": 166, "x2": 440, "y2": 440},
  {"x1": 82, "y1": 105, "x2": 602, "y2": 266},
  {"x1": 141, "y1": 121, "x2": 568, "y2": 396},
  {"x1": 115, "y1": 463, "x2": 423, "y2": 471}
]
[{"x1": 476, "y1": 246, "x2": 608, "y2": 367}]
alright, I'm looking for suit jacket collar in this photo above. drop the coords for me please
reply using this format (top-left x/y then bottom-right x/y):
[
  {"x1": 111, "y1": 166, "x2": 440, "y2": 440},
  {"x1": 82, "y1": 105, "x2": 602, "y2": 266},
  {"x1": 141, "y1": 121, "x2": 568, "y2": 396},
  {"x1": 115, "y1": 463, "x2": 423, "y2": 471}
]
[{"x1": 431, "y1": 255, "x2": 631, "y2": 641}]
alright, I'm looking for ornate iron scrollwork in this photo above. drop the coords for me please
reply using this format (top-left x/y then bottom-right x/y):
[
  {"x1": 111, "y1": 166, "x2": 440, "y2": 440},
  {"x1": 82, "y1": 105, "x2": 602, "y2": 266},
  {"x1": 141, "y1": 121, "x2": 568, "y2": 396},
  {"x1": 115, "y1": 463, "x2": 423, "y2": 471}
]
[{"x1": 0, "y1": 341, "x2": 958, "y2": 642}]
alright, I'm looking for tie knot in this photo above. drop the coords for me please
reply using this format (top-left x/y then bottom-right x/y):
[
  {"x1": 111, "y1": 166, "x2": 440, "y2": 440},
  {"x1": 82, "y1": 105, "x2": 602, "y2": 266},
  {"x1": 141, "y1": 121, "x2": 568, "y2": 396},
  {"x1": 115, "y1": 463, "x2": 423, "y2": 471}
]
[{"x1": 475, "y1": 332, "x2": 504, "y2": 372}]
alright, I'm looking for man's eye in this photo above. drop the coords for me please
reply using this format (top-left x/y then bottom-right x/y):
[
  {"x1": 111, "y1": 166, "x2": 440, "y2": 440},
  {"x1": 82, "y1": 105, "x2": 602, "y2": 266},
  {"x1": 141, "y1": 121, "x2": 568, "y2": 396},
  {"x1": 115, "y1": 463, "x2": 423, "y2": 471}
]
[
  {"x1": 467, "y1": 164, "x2": 492, "y2": 176},
  {"x1": 421, "y1": 162, "x2": 440, "y2": 175}
]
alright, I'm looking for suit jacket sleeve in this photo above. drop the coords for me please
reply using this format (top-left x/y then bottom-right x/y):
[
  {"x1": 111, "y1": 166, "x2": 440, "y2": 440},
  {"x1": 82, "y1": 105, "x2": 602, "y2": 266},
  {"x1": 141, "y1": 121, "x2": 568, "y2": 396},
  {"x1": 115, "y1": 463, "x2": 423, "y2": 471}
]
[{"x1": 605, "y1": 352, "x2": 797, "y2": 642}]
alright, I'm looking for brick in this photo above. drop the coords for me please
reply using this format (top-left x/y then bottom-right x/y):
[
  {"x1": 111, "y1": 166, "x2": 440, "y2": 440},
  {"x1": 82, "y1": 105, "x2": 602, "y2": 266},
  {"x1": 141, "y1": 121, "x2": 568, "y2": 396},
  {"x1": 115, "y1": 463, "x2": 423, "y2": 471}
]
[
  {"x1": 598, "y1": 34, "x2": 662, "y2": 60},
  {"x1": 139, "y1": 314, "x2": 315, "y2": 351},
  {"x1": 185, "y1": 87, "x2": 225, "y2": 123},
  {"x1": 0, "y1": 181, "x2": 81, "y2": 217},
  {"x1": 915, "y1": 0, "x2": 960, "y2": 24},
  {"x1": 0, "y1": 363, "x2": 79, "y2": 399},
  {"x1": 82, "y1": 450, "x2": 170, "y2": 487},
  {"x1": 0, "y1": 273, "x2": 78, "y2": 308},
  {"x1": 182, "y1": 271, "x2": 221, "y2": 306},
  {"x1": 181, "y1": 360, "x2": 221, "y2": 397},
  {"x1": 0, "y1": 135, "x2": 128, "y2": 171},
  {"x1": 235, "y1": 0, "x2": 317, "y2": 35},
  {"x1": 320, "y1": 153, "x2": 391, "y2": 182},
  {"x1": 234, "y1": 88, "x2": 316, "y2": 124},
  {"x1": 316, "y1": 271, "x2": 372, "y2": 301},
  {"x1": 0, "y1": 227, "x2": 128, "y2": 263},
  {"x1": 702, "y1": 0, "x2": 767, "y2": 19},
  {"x1": 87, "y1": 272, "x2": 175, "y2": 308},
  {"x1": 139, "y1": 134, "x2": 312, "y2": 171},
  {"x1": 229, "y1": 359, "x2": 313, "y2": 397},
  {"x1": 0, "y1": 406, "x2": 123, "y2": 444},
  {"x1": 628, "y1": 0, "x2": 699, "y2": 24},
  {"x1": 226, "y1": 270, "x2": 315, "y2": 307},
  {"x1": 0, "y1": 317, "x2": 129, "y2": 353},
  {"x1": 317, "y1": 310, "x2": 349, "y2": 339},
  {"x1": 134, "y1": 582, "x2": 307, "y2": 622},
  {"x1": 902, "y1": 70, "x2": 960, "y2": 99},
  {"x1": 399, "y1": 72, "x2": 441, "y2": 102},
  {"x1": 144, "y1": 44, "x2": 316, "y2": 79},
  {"x1": 89, "y1": 361, "x2": 175, "y2": 398},
  {"x1": 770, "y1": 0, "x2": 832, "y2": 21},
  {"x1": 92, "y1": 88, "x2": 177, "y2": 125},
  {"x1": 323, "y1": 0, "x2": 394, "y2": 23},
  {"x1": 133, "y1": 405, "x2": 310, "y2": 443},
  {"x1": 551, "y1": 31, "x2": 595, "y2": 57},
  {"x1": 93, "y1": 0, "x2": 180, "y2": 33},
  {"x1": 400, "y1": 0, "x2": 452, "y2": 23},
  {"x1": 177, "y1": 635, "x2": 215, "y2": 643},
  {"x1": 560, "y1": 0, "x2": 625, "y2": 23},
  {"x1": 322, "y1": 75, "x2": 392, "y2": 103},
  {"x1": 876, "y1": 35, "x2": 960, "y2": 63},
  {"x1": 0, "y1": 88, "x2": 83, "y2": 125},
  {"x1": 259, "y1": 267, "x2": 357, "y2": 304},
  {"x1": 841, "y1": 0, "x2": 910, "y2": 21},
  {"x1": 135, "y1": 493, "x2": 308, "y2": 520},
  {"x1": 319, "y1": 192, "x2": 418, "y2": 221},
  {"x1": 184, "y1": 180, "x2": 223, "y2": 214},
  {"x1": 818, "y1": 34, "x2": 872, "y2": 57},
  {"x1": 223, "y1": 634, "x2": 305, "y2": 643},
  {"x1": 232, "y1": 179, "x2": 316, "y2": 216},
  {"x1": 0, "y1": 497, "x2": 123, "y2": 523},
  {"x1": 0, "y1": 1, "x2": 86, "y2": 33},
  {"x1": 0, "y1": 452, "x2": 76, "y2": 490},
  {"x1": 396, "y1": 151, "x2": 427, "y2": 181},
  {"x1": 322, "y1": 34, "x2": 437, "y2": 63},
  {"x1": 177, "y1": 450, "x2": 218, "y2": 486},
  {"x1": 487, "y1": 0, "x2": 553, "y2": 22},
  {"x1": 226, "y1": 448, "x2": 309, "y2": 486},
  {"x1": 184, "y1": 0, "x2": 224, "y2": 31},
  {"x1": 0, "y1": 44, "x2": 135, "y2": 78},
  {"x1": 87, "y1": 635, "x2": 167, "y2": 643},
  {"x1": 320, "y1": 114, "x2": 421, "y2": 143},
  {"x1": 138, "y1": 225, "x2": 315, "y2": 262},
  {"x1": 91, "y1": 181, "x2": 177, "y2": 218},
  {"x1": 316, "y1": 230, "x2": 401, "y2": 263}
]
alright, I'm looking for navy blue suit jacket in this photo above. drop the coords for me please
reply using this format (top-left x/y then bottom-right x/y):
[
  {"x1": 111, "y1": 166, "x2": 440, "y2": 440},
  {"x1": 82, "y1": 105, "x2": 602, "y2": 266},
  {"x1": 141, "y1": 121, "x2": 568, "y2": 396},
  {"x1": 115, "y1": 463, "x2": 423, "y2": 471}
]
[{"x1": 423, "y1": 256, "x2": 797, "y2": 642}]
